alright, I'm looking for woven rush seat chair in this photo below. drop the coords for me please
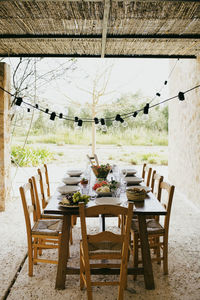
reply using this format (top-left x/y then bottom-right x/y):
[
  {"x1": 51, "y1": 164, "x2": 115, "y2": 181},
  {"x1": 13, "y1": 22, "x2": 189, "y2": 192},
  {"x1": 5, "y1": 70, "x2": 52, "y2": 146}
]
[
  {"x1": 36, "y1": 165, "x2": 75, "y2": 245},
  {"x1": 37, "y1": 164, "x2": 51, "y2": 209},
  {"x1": 130, "y1": 181, "x2": 175, "y2": 278},
  {"x1": 142, "y1": 163, "x2": 152, "y2": 187},
  {"x1": 79, "y1": 202, "x2": 133, "y2": 300},
  {"x1": 19, "y1": 181, "x2": 62, "y2": 276}
]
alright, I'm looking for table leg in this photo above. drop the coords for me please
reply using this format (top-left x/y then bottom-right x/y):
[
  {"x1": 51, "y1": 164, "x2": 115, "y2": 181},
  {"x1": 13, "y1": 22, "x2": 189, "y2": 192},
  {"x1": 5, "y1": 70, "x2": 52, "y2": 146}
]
[
  {"x1": 138, "y1": 215, "x2": 155, "y2": 289},
  {"x1": 55, "y1": 215, "x2": 71, "y2": 289}
]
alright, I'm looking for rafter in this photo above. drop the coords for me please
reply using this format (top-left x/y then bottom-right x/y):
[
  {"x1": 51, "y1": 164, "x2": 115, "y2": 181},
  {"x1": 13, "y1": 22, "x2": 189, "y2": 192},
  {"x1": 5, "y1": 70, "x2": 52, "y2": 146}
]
[
  {"x1": 101, "y1": 0, "x2": 110, "y2": 58},
  {"x1": 0, "y1": 34, "x2": 200, "y2": 39}
]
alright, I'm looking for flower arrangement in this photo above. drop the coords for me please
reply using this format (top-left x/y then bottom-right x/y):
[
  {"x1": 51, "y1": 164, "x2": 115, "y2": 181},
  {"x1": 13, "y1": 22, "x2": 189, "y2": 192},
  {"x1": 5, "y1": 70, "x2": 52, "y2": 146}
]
[
  {"x1": 91, "y1": 163, "x2": 111, "y2": 179},
  {"x1": 93, "y1": 180, "x2": 120, "y2": 193}
]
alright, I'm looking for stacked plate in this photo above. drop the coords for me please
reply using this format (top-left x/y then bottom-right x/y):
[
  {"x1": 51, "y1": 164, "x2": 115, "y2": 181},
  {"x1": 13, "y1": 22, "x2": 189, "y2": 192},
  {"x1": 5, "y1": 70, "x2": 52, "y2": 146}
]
[
  {"x1": 67, "y1": 169, "x2": 83, "y2": 177},
  {"x1": 125, "y1": 176, "x2": 143, "y2": 186},
  {"x1": 57, "y1": 185, "x2": 80, "y2": 195},
  {"x1": 125, "y1": 168, "x2": 137, "y2": 176},
  {"x1": 62, "y1": 177, "x2": 81, "y2": 185},
  {"x1": 95, "y1": 197, "x2": 121, "y2": 205}
]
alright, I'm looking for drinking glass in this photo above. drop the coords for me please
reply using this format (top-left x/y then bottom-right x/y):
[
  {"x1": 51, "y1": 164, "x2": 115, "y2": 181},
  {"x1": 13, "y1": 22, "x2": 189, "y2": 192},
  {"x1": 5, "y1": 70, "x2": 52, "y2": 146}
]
[{"x1": 120, "y1": 168, "x2": 127, "y2": 192}]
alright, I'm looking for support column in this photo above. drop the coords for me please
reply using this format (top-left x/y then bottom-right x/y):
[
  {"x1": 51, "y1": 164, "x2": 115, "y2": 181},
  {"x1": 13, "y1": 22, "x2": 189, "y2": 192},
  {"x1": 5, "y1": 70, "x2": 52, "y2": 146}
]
[
  {"x1": 0, "y1": 62, "x2": 11, "y2": 211},
  {"x1": 168, "y1": 57, "x2": 200, "y2": 208}
]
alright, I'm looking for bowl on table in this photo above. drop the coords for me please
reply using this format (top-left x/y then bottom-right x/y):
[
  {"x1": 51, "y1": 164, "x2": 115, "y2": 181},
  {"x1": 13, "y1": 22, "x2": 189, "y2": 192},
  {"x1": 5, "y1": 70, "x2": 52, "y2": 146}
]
[
  {"x1": 126, "y1": 187, "x2": 147, "y2": 202},
  {"x1": 57, "y1": 185, "x2": 80, "y2": 195},
  {"x1": 124, "y1": 168, "x2": 137, "y2": 176},
  {"x1": 127, "y1": 185, "x2": 151, "y2": 193},
  {"x1": 67, "y1": 169, "x2": 83, "y2": 177},
  {"x1": 125, "y1": 176, "x2": 143, "y2": 186},
  {"x1": 62, "y1": 177, "x2": 81, "y2": 185}
]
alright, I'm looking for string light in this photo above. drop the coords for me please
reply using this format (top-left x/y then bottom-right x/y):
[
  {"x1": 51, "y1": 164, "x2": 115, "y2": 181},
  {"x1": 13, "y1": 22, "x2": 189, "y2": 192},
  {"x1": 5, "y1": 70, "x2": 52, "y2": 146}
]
[
  {"x1": 100, "y1": 118, "x2": 105, "y2": 125},
  {"x1": 94, "y1": 117, "x2": 99, "y2": 124},
  {"x1": 178, "y1": 92, "x2": 185, "y2": 101},
  {"x1": 156, "y1": 93, "x2": 161, "y2": 97},
  {"x1": 78, "y1": 119, "x2": 83, "y2": 127},
  {"x1": 143, "y1": 103, "x2": 149, "y2": 115},
  {"x1": 133, "y1": 111, "x2": 138, "y2": 118},
  {"x1": 15, "y1": 97, "x2": 23, "y2": 106},
  {"x1": 50, "y1": 112, "x2": 56, "y2": 121},
  {"x1": 0, "y1": 83, "x2": 199, "y2": 128}
]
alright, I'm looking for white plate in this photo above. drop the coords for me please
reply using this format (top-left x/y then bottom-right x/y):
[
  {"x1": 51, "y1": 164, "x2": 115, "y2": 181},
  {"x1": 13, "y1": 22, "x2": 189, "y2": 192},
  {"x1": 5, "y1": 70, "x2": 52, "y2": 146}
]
[
  {"x1": 62, "y1": 177, "x2": 81, "y2": 185},
  {"x1": 127, "y1": 185, "x2": 151, "y2": 193},
  {"x1": 95, "y1": 197, "x2": 121, "y2": 205},
  {"x1": 59, "y1": 202, "x2": 79, "y2": 208},
  {"x1": 57, "y1": 185, "x2": 80, "y2": 195},
  {"x1": 96, "y1": 191, "x2": 112, "y2": 197},
  {"x1": 67, "y1": 169, "x2": 83, "y2": 177},
  {"x1": 125, "y1": 176, "x2": 143, "y2": 185},
  {"x1": 125, "y1": 168, "x2": 137, "y2": 176}
]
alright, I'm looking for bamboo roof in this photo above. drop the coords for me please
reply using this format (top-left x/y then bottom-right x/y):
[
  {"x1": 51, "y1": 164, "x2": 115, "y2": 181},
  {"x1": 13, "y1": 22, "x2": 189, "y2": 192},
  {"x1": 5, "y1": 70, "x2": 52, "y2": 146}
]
[{"x1": 0, "y1": 0, "x2": 199, "y2": 58}]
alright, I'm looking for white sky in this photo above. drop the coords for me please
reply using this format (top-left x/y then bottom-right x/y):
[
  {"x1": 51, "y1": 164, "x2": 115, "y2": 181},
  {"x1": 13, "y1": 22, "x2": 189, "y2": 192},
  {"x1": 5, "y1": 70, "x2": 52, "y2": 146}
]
[
  {"x1": 38, "y1": 58, "x2": 173, "y2": 110},
  {"x1": 3, "y1": 57, "x2": 178, "y2": 112}
]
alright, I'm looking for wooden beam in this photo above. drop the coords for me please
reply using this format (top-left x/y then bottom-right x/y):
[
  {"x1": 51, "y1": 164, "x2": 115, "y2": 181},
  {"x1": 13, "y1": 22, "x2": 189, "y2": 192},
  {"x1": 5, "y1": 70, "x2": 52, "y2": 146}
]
[
  {"x1": 0, "y1": 34, "x2": 200, "y2": 39},
  {"x1": 101, "y1": 0, "x2": 110, "y2": 58},
  {"x1": 0, "y1": 53, "x2": 196, "y2": 58},
  {"x1": 7, "y1": 0, "x2": 200, "y2": 3}
]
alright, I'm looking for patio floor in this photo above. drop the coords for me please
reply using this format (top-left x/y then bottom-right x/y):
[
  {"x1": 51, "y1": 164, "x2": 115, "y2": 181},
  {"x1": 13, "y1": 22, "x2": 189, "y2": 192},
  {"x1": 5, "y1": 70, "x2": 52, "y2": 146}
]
[{"x1": 0, "y1": 164, "x2": 200, "y2": 300}]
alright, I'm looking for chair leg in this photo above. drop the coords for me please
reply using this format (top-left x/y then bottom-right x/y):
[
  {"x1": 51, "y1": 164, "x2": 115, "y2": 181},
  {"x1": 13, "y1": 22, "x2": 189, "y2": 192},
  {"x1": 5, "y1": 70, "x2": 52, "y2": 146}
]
[
  {"x1": 33, "y1": 238, "x2": 38, "y2": 264},
  {"x1": 163, "y1": 236, "x2": 168, "y2": 275},
  {"x1": 28, "y1": 242, "x2": 33, "y2": 276},
  {"x1": 156, "y1": 237, "x2": 161, "y2": 264},
  {"x1": 80, "y1": 247, "x2": 84, "y2": 290}
]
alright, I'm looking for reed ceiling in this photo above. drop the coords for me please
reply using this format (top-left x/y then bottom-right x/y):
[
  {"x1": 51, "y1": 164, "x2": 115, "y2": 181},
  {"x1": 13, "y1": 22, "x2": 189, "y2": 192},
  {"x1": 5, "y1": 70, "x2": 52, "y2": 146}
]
[{"x1": 0, "y1": 0, "x2": 199, "y2": 58}]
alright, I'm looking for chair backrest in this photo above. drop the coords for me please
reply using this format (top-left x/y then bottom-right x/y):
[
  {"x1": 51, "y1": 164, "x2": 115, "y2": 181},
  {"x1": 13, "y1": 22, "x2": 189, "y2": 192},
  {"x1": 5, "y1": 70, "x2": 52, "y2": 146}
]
[
  {"x1": 86, "y1": 154, "x2": 99, "y2": 166},
  {"x1": 19, "y1": 181, "x2": 37, "y2": 240},
  {"x1": 151, "y1": 171, "x2": 164, "y2": 201},
  {"x1": 142, "y1": 163, "x2": 152, "y2": 187},
  {"x1": 79, "y1": 202, "x2": 133, "y2": 265},
  {"x1": 37, "y1": 164, "x2": 50, "y2": 209},
  {"x1": 31, "y1": 174, "x2": 43, "y2": 220},
  {"x1": 160, "y1": 181, "x2": 175, "y2": 233}
]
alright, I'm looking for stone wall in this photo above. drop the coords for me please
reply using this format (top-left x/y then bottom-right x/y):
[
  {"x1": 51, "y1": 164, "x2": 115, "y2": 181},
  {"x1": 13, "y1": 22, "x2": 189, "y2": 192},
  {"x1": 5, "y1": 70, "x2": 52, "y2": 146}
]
[
  {"x1": 0, "y1": 63, "x2": 11, "y2": 211},
  {"x1": 168, "y1": 57, "x2": 200, "y2": 208}
]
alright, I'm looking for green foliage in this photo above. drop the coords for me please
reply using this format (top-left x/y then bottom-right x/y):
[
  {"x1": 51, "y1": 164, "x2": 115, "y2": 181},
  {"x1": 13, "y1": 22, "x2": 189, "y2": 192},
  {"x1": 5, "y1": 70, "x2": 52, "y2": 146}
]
[{"x1": 11, "y1": 146, "x2": 54, "y2": 167}]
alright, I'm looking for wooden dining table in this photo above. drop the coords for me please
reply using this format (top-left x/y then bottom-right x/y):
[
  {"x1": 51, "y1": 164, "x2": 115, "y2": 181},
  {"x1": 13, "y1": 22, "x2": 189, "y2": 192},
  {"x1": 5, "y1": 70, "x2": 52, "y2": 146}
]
[{"x1": 44, "y1": 184, "x2": 166, "y2": 291}]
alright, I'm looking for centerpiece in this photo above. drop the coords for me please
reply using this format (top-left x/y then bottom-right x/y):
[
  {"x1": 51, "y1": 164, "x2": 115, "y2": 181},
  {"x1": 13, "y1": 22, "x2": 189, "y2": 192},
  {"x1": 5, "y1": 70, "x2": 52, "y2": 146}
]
[
  {"x1": 91, "y1": 163, "x2": 111, "y2": 180},
  {"x1": 92, "y1": 179, "x2": 120, "y2": 196}
]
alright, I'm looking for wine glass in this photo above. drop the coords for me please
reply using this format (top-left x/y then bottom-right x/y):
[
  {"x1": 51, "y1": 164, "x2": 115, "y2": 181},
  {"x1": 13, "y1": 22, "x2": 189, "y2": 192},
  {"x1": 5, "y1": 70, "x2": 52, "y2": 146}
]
[{"x1": 120, "y1": 168, "x2": 127, "y2": 192}]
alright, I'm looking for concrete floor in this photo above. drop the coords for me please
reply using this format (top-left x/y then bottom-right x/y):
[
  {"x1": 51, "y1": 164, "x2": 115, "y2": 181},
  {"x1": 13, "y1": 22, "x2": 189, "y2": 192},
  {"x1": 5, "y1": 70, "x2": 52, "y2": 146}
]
[{"x1": 1, "y1": 164, "x2": 200, "y2": 300}]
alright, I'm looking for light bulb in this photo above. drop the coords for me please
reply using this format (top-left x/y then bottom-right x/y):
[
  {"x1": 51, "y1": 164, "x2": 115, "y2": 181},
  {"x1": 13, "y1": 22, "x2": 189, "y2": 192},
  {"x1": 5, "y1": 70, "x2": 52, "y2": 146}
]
[
  {"x1": 142, "y1": 114, "x2": 149, "y2": 122},
  {"x1": 102, "y1": 125, "x2": 107, "y2": 132},
  {"x1": 113, "y1": 120, "x2": 120, "y2": 128},
  {"x1": 122, "y1": 121, "x2": 128, "y2": 128},
  {"x1": 96, "y1": 123, "x2": 101, "y2": 131}
]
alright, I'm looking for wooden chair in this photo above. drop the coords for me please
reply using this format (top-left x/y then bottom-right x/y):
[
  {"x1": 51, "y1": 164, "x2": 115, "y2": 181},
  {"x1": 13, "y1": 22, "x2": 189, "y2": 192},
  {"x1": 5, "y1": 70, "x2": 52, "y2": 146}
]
[
  {"x1": 79, "y1": 202, "x2": 133, "y2": 300},
  {"x1": 130, "y1": 181, "x2": 175, "y2": 277},
  {"x1": 19, "y1": 181, "x2": 62, "y2": 276},
  {"x1": 86, "y1": 154, "x2": 99, "y2": 166},
  {"x1": 151, "y1": 171, "x2": 164, "y2": 202},
  {"x1": 31, "y1": 174, "x2": 73, "y2": 246},
  {"x1": 142, "y1": 163, "x2": 152, "y2": 187},
  {"x1": 37, "y1": 164, "x2": 51, "y2": 209}
]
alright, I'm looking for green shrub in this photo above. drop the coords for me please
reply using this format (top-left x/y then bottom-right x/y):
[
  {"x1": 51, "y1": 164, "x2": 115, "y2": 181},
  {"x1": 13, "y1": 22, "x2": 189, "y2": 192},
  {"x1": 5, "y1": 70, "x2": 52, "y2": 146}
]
[{"x1": 11, "y1": 146, "x2": 54, "y2": 167}]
